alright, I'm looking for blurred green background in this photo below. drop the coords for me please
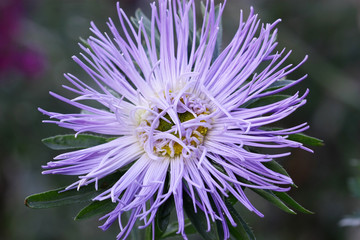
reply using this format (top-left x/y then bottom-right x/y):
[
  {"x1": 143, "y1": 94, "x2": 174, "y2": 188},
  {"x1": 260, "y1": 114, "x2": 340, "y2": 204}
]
[{"x1": 1, "y1": 0, "x2": 360, "y2": 239}]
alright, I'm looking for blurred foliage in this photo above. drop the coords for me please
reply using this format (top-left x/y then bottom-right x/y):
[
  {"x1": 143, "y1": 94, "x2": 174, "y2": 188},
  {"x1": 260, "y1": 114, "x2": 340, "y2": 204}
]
[
  {"x1": 1, "y1": 0, "x2": 360, "y2": 239},
  {"x1": 339, "y1": 159, "x2": 360, "y2": 230}
]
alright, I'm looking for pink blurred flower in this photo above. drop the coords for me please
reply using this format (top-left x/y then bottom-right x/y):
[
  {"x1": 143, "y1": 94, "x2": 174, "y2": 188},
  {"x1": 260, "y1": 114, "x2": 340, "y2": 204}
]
[{"x1": 0, "y1": 0, "x2": 45, "y2": 79}]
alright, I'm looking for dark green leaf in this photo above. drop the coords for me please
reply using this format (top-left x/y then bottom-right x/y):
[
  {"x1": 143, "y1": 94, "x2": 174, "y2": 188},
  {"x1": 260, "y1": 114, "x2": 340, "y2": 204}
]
[
  {"x1": 226, "y1": 193, "x2": 239, "y2": 206},
  {"x1": 225, "y1": 200, "x2": 256, "y2": 240},
  {"x1": 245, "y1": 95, "x2": 291, "y2": 108},
  {"x1": 250, "y1": 189, "x2": 296, "y2": 215},
  {"x1": 131, "y1": 9, "x2": 160, "y2": 48},
  {"x1": 25, "y1": 171, "x2": 124, "y2": 209},
  {"x1": 262, "y1": 160, "x2": 290, "y2": 178},
  {"x1": 273, "y1": 192, "x2": 313, "y2": 214},
  {"x1": 145, "y1": 223, "x2": 152, "y2": 240},
  {"x1": 154, "y1": 196, "x2": 175, "y2": 239},
  {"x1": 162, "y1": 219, "x2": 196, "y2": 239},
  {"x1": 74, "y1": 199, "x2": 117, "y2": 220},
  {"x1": 199, "y1": 3, "x2": 223, "y2": 61},
  {"x1": 264, "y1": 79, "x2": 295, "y2": 92},
  {"x1": 212, "y1": 5, "x2": 223, "y2": 61},
  {"x1": 79, "y1": 37, "x2": 91, "y2": 50},
  {"x1": 287, "y1": 133, "x2": 324, "y2": 147},
  {"x1": 215, "y1": 209, "x2": 225, "y2": 240},
  {"x1": 259, "y1": 127, "x2": 323, "y2": 147},
  {"x1": 24, "y1": 187, "x2": 99, "y2": 209},
  {"x1": 187, "y1": 7, "x2": 200, "y2": 58},
  {"x1": 135, "y1": 9, "x2": 152, "y2": 36},
  {"x1": 200, "y1": 1, "x2": 206, "y2": 16},
  {"x1": 183, "y1": 221, "x2": 197, "y2": 236},
  {"x1": 228, "y1": 223, "x2": 254, "y2": 240},
  {"x1": 42, "y1": 134, "x2": 110, "y2": 150},
  {"x1": 183, "y1": 192, "x2": 220, "y2": 240}
]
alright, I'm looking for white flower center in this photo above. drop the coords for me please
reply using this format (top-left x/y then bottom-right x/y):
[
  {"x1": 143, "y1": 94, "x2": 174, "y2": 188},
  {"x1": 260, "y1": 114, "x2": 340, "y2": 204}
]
[{"x1": 135, "y1": 91, "x2": 212, "y2": 159}]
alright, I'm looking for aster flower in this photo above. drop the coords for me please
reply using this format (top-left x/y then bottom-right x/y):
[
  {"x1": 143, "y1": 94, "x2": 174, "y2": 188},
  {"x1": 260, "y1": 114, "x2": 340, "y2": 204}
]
[{"x1": 35, "y1": 0, "x2": 317, "y2": 239}]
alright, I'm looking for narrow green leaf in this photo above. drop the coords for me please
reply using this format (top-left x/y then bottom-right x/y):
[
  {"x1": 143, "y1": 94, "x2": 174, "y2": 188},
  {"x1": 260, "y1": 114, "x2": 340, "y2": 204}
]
[
  {"x1": 212, "y1": 5, "x2": 223, "y2": 61},
  {"x1": 259, "y1": 127, "x2": 323, "y2": 147},
  {"x1": 162, "y1": 219, "x2": 196, "y2": 239},
  {"x1": 215, "y1": 210, "x2": 225, "y2": 240},
  {"x1": 187, "y1": 7, "x2": 200, "y2": 58},
  {"x1": 154, "y1": 196, "x2": 175, "y2": 239},
  {"x1": 183, "y1": 193, "x2": 219, "y2": 240},
  {"x1": 200, "y1": 1, "x2": 206, "y2": 16},
  {"x1": 246, "y1": 95, "x2": 291, "y2": 108},
  {"x1": 74, "y1": 199, "x2": 117, "y2": 220},
  {"x1": 264, "y1": 79, "x2": 295, "y2": 92},
  {"x1": 25, "y1": 171, "x2": 124, "y2": 209},
  {"x1": 79, "y1": 37, "x2": 91, "y2": 49},
  {"x1": 262, "y1": 160, "x2": 290, "y2": 178},
  {"x1": 145, "y1": 223, "x2": 153, "y2": 240},
  {"x1": 135, "y1": 9, "x2": 152, "y2": 33},
  {"x1": 200, "y1": 3, "x2": 223, "y2": 61},
  {"x1": 287, "y1": 133, "x2": 324, "y2": 147},
  {"x1": 273, "y1": 192, "x2": 313, "y2": 214},
  {"x1": 228, "y1": 224, "x2": 252, "y2": 240},
  {"x1": 132, "y1": 9, "x2": 160, "y2": 48},
  {"x1": 226, "y1": 194, "x2": 239, "y2": 206},
  {"x1": 42, "y1": 134, "x2": 110, "y2": 150},
  {"x1": 225, "y1": 200, "x2": 255, "y2": 240},
  {"x1": 24, "y1": 186, "x2": 98, "y2": 209},
  {"x1": 183, "y1": 221, "x2": 197, "y2": 236},
  {"x1": 251, "y1": 189, "x2": 296, "y2": 215}
]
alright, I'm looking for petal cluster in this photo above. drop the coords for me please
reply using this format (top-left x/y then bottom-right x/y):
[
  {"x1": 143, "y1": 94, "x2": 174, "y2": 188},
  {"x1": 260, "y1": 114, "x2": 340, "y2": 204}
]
[{"x1": 40, "y1": 0, "x2": 310, "y2": 239}]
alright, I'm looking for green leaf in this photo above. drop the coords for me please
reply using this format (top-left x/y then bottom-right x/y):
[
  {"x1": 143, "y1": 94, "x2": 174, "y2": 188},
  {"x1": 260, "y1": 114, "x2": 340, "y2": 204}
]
[
  {"x1": 131, "y1": 9, "x2": 160, "y2": 48},
  {"x1": 79, "y1": 37, "x2": 91, "y2": 50},
  {"x1": 187, "y1": 7, "x2": 200, "y2": 58},
  {"x1": 272, "y1": 192, "x2": 313, "y2": 214},
  {"x1": 259, "y1": 127, "x2": 323, "y2": 147},
  {"x1": 262, "y1": 160, "x2": 290, "y2": 178},
  {"x1": 154, "y1": 196, "x2": 175, "y2": 239},
  {"x1": 135, "y1": 9, "x2": 153, "y2": 36},
  {"x1": 74, "y1": 199, "x2": 117, "y2": 220},
  {"x1": 228, "y1": 223, "x2": 254, "y2": 240},
  {"x1": 245, "y1": 95, "x2": 291, "y2": 108},
  {"x1": 24, "y1": 186, "x2": 99, "y2": 209},
  {"x1": 200, "y1": 3, "x2": 223, "y2": 61},
  {"x1": 225, "y1": 200, "x2": 255, "y2": 240},
  {"x1": 200, "y1": 1, "x2": 206, "y2": 16},
  {"x1": 145, "y1": 223, "x2": 152, "y2": 240},
  {"x1": 42, "y1": 134, "x2": 111, "y2": 150},
  {"x1": 250, "y1": 189, "x2": 296, "y2": 215},
  {"x1": 25, "y1": 171, "x2": 123, "y2": 209},
  {"x1": 212, "y1": 5, "x2": 223, "y2": 61},
  {"x1": 226, "y1": 193, "x2": 239, "y2": 206},
  {"x1": 264, "y1": 79, "x2": 295, "y2": 92},
  {"x1": 162, "y1": 219, "x2": 196, "y2": 239},
  {"x1": 183, "y1": 192, "x2": 220, "y2": 240},
  {"x1": 215, "y1": 209, "x2": 225, "y2": 240},
  {"x1": 287, "y1": 133, "x2": 324, "y2": 147}
]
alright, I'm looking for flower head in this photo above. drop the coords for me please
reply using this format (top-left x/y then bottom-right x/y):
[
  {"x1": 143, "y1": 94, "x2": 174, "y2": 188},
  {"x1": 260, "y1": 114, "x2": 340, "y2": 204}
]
[{"x1": 40, "y1": 0, "x2": 311, "y2": 239}]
